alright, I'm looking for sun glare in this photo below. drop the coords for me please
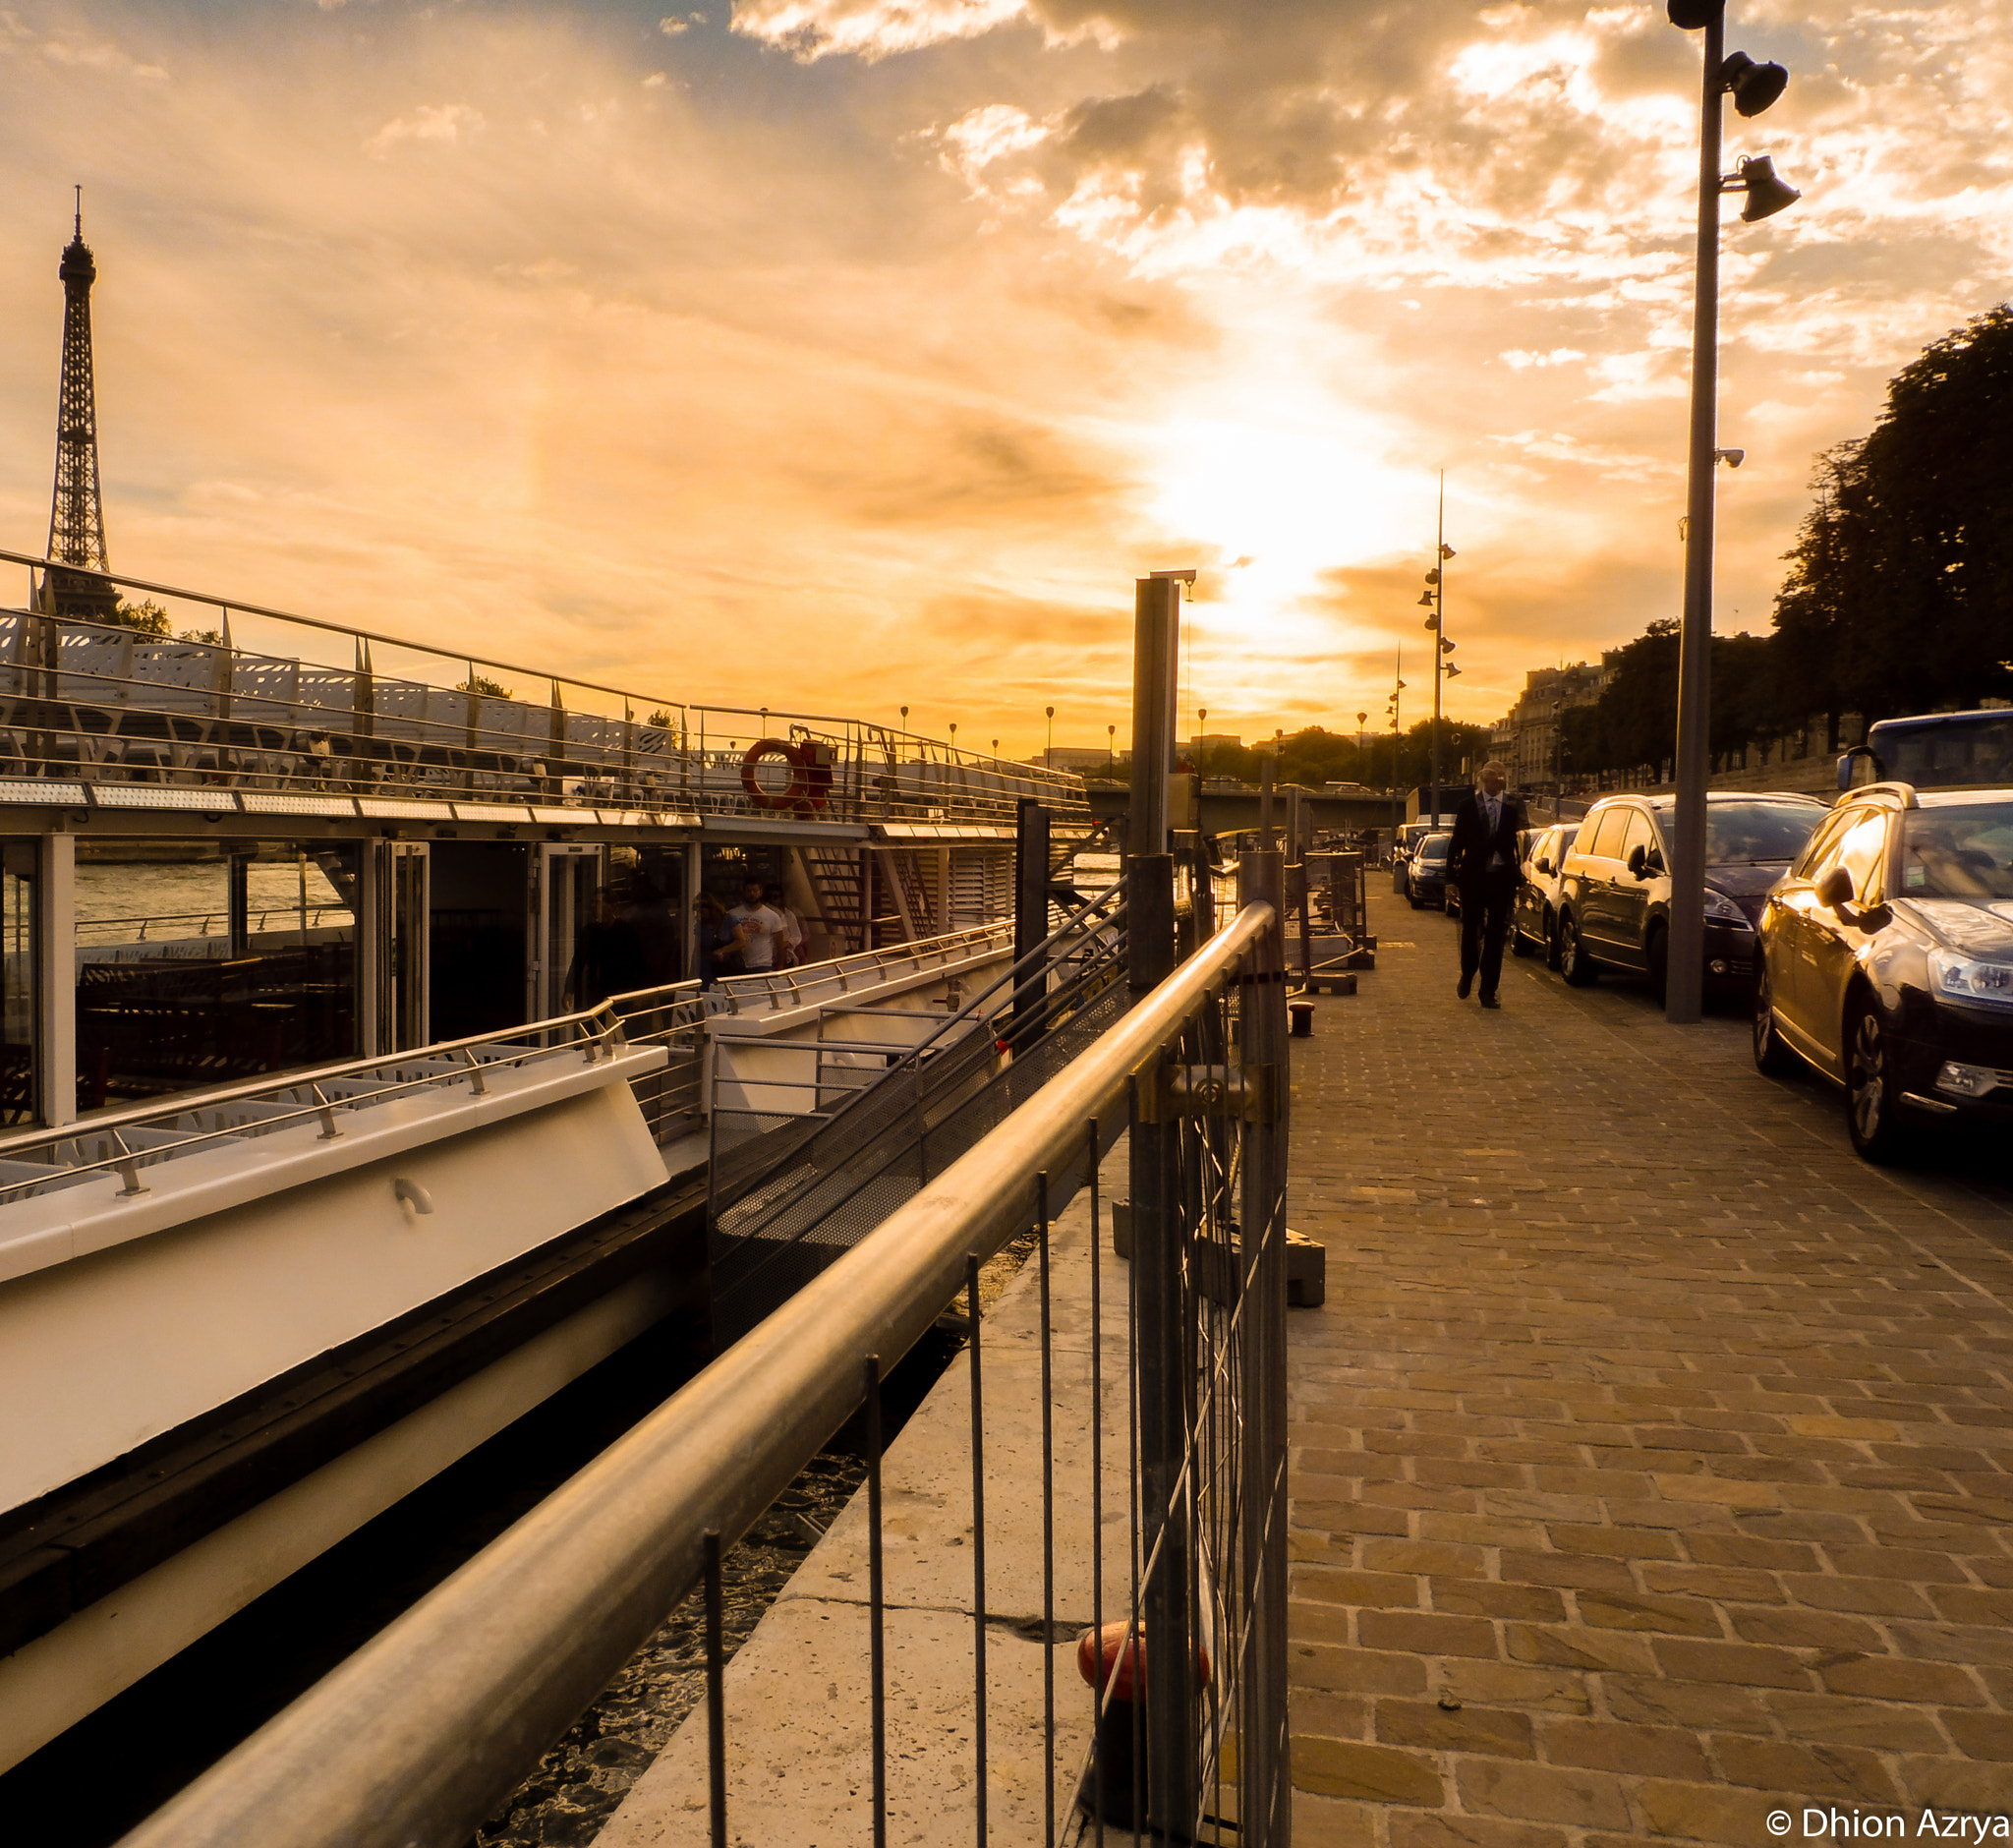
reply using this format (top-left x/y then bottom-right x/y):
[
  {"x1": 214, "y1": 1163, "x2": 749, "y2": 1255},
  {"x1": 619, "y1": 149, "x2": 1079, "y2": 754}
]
[{"x1": 1148, "y1": 407, "x2": 1419, "y2": 640}]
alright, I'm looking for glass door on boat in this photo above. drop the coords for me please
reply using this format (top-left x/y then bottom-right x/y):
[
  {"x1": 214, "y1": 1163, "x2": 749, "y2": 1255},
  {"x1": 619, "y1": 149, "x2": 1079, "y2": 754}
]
[
  {"x1": 536, "y1": 843, "x2": 603, "y2": 1021},
  {"x1": 1, "y1": 843, "x2": 34, "y2": 1126},
  {"x1": 378, "y1": 842, "x2": 430, "y2": 1053}
]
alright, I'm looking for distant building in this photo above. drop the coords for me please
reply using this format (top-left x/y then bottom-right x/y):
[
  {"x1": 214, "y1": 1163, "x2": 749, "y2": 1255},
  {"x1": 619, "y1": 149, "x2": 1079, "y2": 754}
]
[
  {"x1": 1189, "y1": 731, "x2": 1242, "y2": 752},
  {"x1": 1026, "y1": 745, "x2": 1118, "y2": 773},
  {"x1": 1489, "y1": 658, "x2": 1616, "y2": 791}
]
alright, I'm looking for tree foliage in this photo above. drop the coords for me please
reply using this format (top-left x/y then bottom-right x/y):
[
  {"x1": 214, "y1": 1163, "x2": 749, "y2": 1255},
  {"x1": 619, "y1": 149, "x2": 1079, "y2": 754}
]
[{"x1": 1773, "y1": 303, "x2": 2013, "y2": 724}]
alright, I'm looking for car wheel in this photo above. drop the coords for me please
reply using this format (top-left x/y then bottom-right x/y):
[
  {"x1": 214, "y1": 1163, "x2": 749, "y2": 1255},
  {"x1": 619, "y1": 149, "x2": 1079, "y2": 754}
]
[
  {"x1": 1753, "y1": 960, "x2": 1798, "y2": 1075},
  {"x1": 1645, "y1": 925, "x2": 1668, "y2": 1007},
  {"x1": 1543, "y1": 908, "x2": 1563, "y2": 972},
  {"x1": 1560, "y1": 913, "x2": 1597, "y2": 987},
  {"x1": 1845, "y1": 996, "x2": 1912, "y2": 1164}
]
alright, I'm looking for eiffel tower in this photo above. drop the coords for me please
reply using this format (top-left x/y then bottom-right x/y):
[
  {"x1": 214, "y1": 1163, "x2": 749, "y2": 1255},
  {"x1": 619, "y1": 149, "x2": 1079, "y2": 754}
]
[{"x1": 41, "y1": 189, "x2": 121, "y2": 622}]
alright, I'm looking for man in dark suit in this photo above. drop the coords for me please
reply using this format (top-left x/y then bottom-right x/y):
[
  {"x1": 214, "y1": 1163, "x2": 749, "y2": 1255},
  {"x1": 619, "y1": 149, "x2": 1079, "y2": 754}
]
[{"x1": 1447, "y1": 760, "x2": 1526, "y2": 1010}]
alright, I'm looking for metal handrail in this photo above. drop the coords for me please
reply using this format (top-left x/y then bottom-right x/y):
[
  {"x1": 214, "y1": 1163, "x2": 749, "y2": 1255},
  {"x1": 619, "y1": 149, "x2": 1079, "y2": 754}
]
[
  {"x1": 115, "y1": 897, "x2": 1277, "y2": 1848},
  {"x1": 0, "y1": 1007, "x2": 632, "y2": 1200},
  {"x1": 0, "y1": 549, "x2": 1090, "y2": 812}
]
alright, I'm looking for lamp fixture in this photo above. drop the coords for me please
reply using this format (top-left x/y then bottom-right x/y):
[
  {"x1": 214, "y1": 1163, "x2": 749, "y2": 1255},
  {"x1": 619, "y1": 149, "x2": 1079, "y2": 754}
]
[
  {"x1": 1718, "y1": 49, "x2": 1788, "y2": 116},
  {"x1": 1442, "y1": 663, "x2": 1463, "y2": 678},
  {"x1": 1423, "y1": 568, "x2": 1441, "y2": 586},
  {"x1": 1418, "y1": 592, "x2": 1436, "y2": 608},
  {"x1": 1438, "y1": 544, "x2": 1455, "y2": 561},
  {"x1": 1726, "y1": 153, "x2": 1801, "y2": 221}
]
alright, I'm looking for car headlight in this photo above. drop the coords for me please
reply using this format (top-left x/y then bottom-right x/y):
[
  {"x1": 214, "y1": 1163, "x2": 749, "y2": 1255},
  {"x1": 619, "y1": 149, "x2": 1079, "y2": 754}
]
[
  {"x1": 1928, "y1": 948, "x2": 2013, "y2": 1009},
  {"x1": 1702, "y1": 890, "x2": 1752, "y2": 927}
]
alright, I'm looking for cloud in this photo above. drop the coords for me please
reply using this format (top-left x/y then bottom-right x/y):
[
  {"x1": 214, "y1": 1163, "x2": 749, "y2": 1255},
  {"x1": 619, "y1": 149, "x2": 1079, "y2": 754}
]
[
  {"x1": 364, "y1": 101, "x2": 486, "y2": 158},
  {"x1": 1, "y1": 1, "x2": 2008, "y2": 752},
  {"x1": 731, "y1": 0, "x2": 1030, "y2": 62}
]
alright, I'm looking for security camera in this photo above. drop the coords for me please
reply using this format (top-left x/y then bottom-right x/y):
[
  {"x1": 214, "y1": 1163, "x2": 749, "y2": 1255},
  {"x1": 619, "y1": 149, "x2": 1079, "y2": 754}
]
[{"x1": 1715, "y1": 447, "x2": 1746, "y2": 469}]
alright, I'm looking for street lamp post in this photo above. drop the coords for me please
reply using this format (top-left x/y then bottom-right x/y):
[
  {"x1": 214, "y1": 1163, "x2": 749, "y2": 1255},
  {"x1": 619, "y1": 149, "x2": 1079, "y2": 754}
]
[
  {"x1": 1666, "y1": 0, "x2": 1797, "y2": 1024},
  {"x1": 1386, "y1": 659, "x2": 1405, "y2": 837},
  {"x1": 1108, "y1": 722, "x2": 1117, "y2": 775},
  {"x1": 1420, "y1": 472, "x2": 1458, "y2": 825},
  {"x1": 1045, "y1": 705, "x2": 1055, "y2": 771}
]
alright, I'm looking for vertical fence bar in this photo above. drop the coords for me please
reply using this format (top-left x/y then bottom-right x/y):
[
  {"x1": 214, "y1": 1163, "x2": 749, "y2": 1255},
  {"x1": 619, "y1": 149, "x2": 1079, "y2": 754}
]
[
  {"x1": 1087, "y1": 1118, "x2": 1106, "y2": 1846},
  {"x1": 1039, "y1": 1171, "x2": 1056, "y2": 1846},
  {"x1": 1237, "y1": 851, "x2": 1292, "y2": 1846},
  {"x1": 703, "y1": 1529, "x2": 727, "y2": 1848},
  {"x1": 967, "y1": 1253, "x2": 988, "y2": 1848},
  {"x1": 865, "y1": 1355, "x2": 888, "y2": 1848}
]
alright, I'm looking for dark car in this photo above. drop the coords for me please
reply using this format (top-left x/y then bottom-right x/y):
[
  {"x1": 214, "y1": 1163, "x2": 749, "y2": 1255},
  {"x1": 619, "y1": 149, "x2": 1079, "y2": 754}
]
[
  {"x1": 1406, "y1": 832, "x2": 1453, "y2": 910},
  {"x1": 1511, "y1": 823, "x2": 1580, "y2": 967},
  {"x1": 1754, "y1": 783, "x2": 2013, "y2": 1161},
  {"x1": 1556, "y1": 792, "x2": 1828, "y2": 1000}
]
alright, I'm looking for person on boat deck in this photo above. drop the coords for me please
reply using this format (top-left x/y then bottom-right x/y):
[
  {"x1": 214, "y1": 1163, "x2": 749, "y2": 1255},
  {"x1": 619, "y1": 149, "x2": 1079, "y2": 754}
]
[
  {"x1": 764, "y1": 882, "x2": 806, "y2": 968},
  {"x1": 726, "y1": 879, "x2": 786, "y2": 973},
  {"x1": 697, "y1": 893, "x2": 741, "y2": 989},
  {"x1": 564, "y1": 885, "x2": 650, "y2": 1011}
]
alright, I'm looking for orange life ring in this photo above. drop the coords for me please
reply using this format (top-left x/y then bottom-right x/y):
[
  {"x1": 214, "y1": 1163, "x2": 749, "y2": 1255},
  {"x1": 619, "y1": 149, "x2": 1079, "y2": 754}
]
[
  {"x1": 740, "y1": 738, "x2": 799, "y2": 810},
  {"x1": 739, "y1": 738, "x2": 834, "y2": 815}
]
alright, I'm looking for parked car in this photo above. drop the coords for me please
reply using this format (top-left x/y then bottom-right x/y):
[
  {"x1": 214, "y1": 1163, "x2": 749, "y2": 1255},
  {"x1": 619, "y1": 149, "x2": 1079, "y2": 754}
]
[
  {"x1": 1556, "y1": 792, "x2": 1829, "y2": 1000},
  {"x1": 1406, "y1": 832, "x2": 1453, "y2": 910},
  {"x1": 1754, "y1": 783, "x2": 2013, "y2": 1161},
  {"x1": 1392, "y1": 818, "x2": 1453, "y2": 899},
  {"x1": 1511, "y1": 823, "x2": 1580, "y2": 966}
]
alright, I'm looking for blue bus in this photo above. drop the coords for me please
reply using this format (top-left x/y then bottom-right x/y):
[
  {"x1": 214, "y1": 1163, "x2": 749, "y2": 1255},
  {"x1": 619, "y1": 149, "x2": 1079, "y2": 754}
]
[{"x1": 1840, "y1": 709, "x2": 2013, "y2": 791}]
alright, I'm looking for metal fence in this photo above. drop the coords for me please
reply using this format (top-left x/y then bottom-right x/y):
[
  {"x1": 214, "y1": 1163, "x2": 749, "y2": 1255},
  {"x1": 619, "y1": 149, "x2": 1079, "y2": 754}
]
[
  {"x1": 113, "y1": 855, "x2": 1294, "y2": 1848},
  {"x1": 703, "y1": 879, "x2": 1126, "y2": 1341},
  {"x1": 0, "y1": 550, "x2": 1088, "y2": 829}
]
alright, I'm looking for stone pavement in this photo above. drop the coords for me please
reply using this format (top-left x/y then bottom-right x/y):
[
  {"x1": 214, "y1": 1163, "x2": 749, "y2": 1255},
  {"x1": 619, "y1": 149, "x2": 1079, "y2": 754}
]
[{"x1": 1283, "y1": 889, "x2": 2013, "y2": 1846}]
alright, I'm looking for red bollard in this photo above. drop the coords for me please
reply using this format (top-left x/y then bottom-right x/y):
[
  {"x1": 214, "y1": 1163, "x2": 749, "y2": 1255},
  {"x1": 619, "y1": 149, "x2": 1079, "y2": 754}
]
[{"x1": 1075, "y1": 1621, "x2": 1213, "y2": 1833}]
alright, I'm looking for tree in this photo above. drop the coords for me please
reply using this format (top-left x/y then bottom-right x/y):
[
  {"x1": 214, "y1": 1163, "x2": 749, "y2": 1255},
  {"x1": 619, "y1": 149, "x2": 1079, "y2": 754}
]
[
  {"x1": 460, "y1": 673, "x2": 514, "y2": 700},
  {"x1": 1772, "y1": 304, "x2": 2013, "y2": 728},
  {"x1": 110, "y1": 598, "x2": 172, "y2": 636}
]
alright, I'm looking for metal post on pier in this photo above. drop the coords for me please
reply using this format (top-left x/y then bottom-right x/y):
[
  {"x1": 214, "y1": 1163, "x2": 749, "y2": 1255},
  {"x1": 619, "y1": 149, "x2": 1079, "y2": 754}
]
[
  {"x1": 1126, "y1": 569, "x2": 1194, "y2": 1836},
  {"x1": 1011, "y1": 795, "x2": 1052, "y2": 1044},
  {"x1": 1238, "y1": 846, "x2": 1293, "y2": 1842}
]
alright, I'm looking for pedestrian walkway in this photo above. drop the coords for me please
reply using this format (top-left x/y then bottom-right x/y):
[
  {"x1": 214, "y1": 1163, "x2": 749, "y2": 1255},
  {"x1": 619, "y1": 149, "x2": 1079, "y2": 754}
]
[{"x1": 1284, "y1": 890, "x2": 2013, "y2": 1845}]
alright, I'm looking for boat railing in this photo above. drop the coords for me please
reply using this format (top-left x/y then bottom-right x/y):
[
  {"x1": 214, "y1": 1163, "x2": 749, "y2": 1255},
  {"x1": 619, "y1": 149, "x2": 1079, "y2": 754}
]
[
  {"x1": 0, "y1": 1008, "x2": 632, "y2": 1204},
  {"x1": 0, "y1": 550, "x2": 1091, "y2": 829},
  {"x1": 607, "y1": 919, "x2": 1018, "y2": 1145},
  {"x1": 115, "y1": 857, "x2": 1295, "y2": 1848},
  {"x1": 75, "y1": 904, "x2": 355, "y2": 944}
]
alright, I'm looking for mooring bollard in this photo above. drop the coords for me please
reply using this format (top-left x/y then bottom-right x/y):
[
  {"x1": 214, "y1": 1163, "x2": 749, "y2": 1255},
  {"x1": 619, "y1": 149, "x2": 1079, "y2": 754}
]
[
  {"x1": 1289, "y1": 997, "x2": 1315, "y2": 1037},
  {"x1": 1075, "y1": 1621, "x2": 1212, "y2": 1831}
]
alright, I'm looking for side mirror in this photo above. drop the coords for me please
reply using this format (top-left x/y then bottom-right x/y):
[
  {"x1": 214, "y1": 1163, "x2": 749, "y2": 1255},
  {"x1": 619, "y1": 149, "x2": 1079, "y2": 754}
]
[
  {"x1": 1535, "y1": 855, "x2": 1553, "y2": 877},
  {"x1": 1627, "y1": 843, "x2": 1648, "y2": 879},
  {"x1": 1815, "y1": 865, "x2": 1855, "y2": 909},
  {"x1": 1645, "y1": 848, "x2": 1666, "y2": 877}
]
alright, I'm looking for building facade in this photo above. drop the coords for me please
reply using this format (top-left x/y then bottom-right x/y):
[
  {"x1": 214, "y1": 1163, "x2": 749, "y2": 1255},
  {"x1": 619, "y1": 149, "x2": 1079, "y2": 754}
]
[{"x1": 1489, "y1": 657, "x2": 1615, "y2": 793}]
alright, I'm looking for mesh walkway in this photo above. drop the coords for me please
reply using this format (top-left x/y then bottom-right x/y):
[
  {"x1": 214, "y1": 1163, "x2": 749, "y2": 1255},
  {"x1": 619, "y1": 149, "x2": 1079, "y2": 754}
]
[{"x1": 1284, "y1": 889, "x2": 2013, "y2": 1844}]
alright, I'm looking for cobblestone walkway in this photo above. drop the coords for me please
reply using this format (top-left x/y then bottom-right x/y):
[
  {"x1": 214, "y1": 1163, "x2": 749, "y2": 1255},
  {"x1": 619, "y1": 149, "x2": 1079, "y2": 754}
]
[{"x1": 1285, "y1": 889, "x2": 2013, "y2": 1847}]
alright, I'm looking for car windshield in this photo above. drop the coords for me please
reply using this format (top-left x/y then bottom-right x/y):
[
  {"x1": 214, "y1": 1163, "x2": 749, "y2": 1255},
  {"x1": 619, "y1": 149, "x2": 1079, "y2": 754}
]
[
  {"x1": 1417, "y1": 836, "x2": 1450, "y2": 863},
  {"x1": 1900, "y1": 803, "x2": 2013, "y2": 899},
  {"x1": 1700, "y1": 802, "x2": 1824, "y2": 865}
]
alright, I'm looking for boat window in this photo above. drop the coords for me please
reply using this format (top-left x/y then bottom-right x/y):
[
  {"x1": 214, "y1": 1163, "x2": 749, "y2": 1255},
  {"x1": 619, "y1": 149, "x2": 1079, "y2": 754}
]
[
  {"x1": 2, "y1": 842, "x2": 34, "y2": 1126},
  {"x1": 74, "y1": 837, "x2": 360, "y2": 1113}
]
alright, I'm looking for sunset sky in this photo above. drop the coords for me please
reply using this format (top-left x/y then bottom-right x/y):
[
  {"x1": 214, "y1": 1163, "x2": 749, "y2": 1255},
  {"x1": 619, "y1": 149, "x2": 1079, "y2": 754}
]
[{"x1": 1, "y1": 1, "x2": 2008, "y2": 757}]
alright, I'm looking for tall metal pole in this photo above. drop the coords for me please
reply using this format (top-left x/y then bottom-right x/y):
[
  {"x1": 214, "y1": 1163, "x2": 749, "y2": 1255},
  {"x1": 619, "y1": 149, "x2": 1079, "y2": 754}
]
[
  {"x1": 1389, "y1": 654, "x2": 1402, "y2": 838},
  {"x1": 1237, "y1": 846, "x2": 1291, "y2": 1844},
  {"x1": 1668, "y1": 7, "x2": 1724, "y2": 1026},
  {"x1": 1428, "y1": 474, "x2": 1444, "y2": 828},
  {"x1": 1126, "y1": 572, "x2": 1189, "y2": 1837}
]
